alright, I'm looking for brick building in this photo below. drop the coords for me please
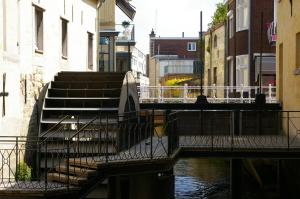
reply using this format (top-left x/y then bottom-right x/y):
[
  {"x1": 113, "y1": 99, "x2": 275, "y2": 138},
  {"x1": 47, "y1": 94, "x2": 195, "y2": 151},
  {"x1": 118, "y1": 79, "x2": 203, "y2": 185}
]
[
  {"x1": 148, "y1": 30, "x2": 203, "y2": 86},
  {"x1": 226, "y1": 0, "x2": 276, "y2": 89}
]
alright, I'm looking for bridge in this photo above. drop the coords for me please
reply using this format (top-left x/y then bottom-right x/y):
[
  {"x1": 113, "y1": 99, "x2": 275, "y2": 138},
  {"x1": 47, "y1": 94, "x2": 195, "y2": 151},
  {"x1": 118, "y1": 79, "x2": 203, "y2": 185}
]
[{"x1": 0, "y1": 72, "x2": 298, "y2": 199}]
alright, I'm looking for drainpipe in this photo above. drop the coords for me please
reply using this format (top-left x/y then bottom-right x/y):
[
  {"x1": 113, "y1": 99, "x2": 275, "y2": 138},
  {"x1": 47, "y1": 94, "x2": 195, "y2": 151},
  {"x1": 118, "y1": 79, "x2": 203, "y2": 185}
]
[{"x1": 248, "y1": 0, "x2": 252, "y2": 87}]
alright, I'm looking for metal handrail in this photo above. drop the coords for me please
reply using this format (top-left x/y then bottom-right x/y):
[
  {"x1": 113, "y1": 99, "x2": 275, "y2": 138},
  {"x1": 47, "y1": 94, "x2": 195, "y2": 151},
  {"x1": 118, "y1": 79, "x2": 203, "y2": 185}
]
[
  {"x1": 40, "y1": 115, "x2": 70, "y2": 142},
  {"x1": 69, "y1": 116, "x2": 99, "y2": 140}
]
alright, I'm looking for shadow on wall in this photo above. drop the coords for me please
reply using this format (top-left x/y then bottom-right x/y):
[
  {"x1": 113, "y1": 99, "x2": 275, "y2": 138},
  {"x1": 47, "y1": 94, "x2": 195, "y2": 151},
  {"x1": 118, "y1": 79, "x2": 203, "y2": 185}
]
[{"x1": 24, "y1": 83, "x2": 49, "y2": 177}]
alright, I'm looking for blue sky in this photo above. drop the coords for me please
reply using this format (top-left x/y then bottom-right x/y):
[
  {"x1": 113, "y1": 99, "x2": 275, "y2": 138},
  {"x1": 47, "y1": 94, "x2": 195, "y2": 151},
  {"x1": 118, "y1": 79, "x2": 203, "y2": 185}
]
[{"x1": 116, "y1": 0, "x2": 223, "y2": 54}]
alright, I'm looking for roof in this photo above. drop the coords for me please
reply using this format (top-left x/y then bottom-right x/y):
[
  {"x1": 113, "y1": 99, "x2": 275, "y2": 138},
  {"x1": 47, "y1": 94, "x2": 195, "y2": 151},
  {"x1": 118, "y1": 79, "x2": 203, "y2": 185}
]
[{"x1": 116, "y1": 0, "x2": 136, "y2": 20}]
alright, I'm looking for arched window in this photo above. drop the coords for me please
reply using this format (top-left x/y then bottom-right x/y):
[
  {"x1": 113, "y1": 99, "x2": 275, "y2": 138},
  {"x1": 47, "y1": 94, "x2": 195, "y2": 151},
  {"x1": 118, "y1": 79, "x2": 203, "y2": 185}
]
[{"x1": 213, "y1": 35, "x2": 218, "y2": 48}]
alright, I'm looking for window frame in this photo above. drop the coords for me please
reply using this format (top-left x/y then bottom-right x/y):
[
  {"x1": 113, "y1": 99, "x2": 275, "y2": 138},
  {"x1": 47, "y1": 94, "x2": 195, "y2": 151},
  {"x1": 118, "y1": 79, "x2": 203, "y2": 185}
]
[
  {"x1": 87, "y1": 32, "x2": 94, "y2": 70},
  {"x1": 236, "y1": 55, "x2": 249, "y2": 86},
  {"x1": 236, "y1": 0, "x2": 249, "y2": 32},
  {"x1": 187, "y1": 42, "x2": 197, "y2": 51},
  {"x1": 61, "y1": 18, "x2": 68, "y2": 59},
  {"x1": 34, "y1": 6, "x2": 45, "y2": 53}
]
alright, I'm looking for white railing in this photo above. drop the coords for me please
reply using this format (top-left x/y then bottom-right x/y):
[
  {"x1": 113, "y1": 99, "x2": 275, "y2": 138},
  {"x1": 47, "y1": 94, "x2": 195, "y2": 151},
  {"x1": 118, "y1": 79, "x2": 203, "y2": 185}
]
[{"x1": 138, "y1": 84, "x2": 277, "y2": 104}]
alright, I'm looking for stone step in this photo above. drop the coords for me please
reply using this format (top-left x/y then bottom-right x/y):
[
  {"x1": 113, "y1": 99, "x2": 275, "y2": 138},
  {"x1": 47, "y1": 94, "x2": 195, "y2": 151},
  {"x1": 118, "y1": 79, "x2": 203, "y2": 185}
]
[
  {"x1": 55, "y1": 165, "x2": 97, "y2": 178},
  {"x1": 48, "y1": 88, "x2": 121, "y2": 98},
  {"x1": 48, "y1": 172, "x2": 87, "y2": 186}
]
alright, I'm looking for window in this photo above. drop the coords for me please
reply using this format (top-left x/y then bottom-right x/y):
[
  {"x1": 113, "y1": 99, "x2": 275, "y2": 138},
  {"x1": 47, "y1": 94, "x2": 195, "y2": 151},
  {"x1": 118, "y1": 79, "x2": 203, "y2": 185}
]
[
  {"x1": 236, "y1": 0, "x2": 249, "y2": 32},
  {"x1": 229, "y1": 14, "x2": 234, "y2": 38},
  {"x1": 207, "y1": 69, "x2": 211, "y2": 86},
  {"x1": 236, "y1": 55, "x2": 249, "y2": 86},
  {"x1": 213, "y1": 67, "x2": 217, "y2": 84},
  {"x1": 35, "y1": 7, "x2": 44, "y2": 52},
  {"x1": 228, "y1": 58, "x2": 234, "y2": 86},
  {"x1": 187, "y1": 42, "x2": 196, "y2": 51},
  {"x1": 61, "y1": 18, "x2": 68, "y2": 58},
  {"x1": 213, "y1": 35, "x2": 218, "y2": 48},
  {"x1": 88, "y1": 32, "x2": 93, "y2": 70},
  {"x1": 296, "y1": 33, "x2": 300, "y2": 68}
]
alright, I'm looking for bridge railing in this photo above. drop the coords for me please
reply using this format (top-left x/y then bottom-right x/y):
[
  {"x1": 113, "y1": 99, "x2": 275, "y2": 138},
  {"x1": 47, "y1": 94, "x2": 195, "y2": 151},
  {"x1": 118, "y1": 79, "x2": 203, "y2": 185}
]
[
  {"x1": 0, "y1": 136, "x2": 69, "y2": 191},
  {"x1": 168, "y1": 110, "x2": 300, "y2": 151},
  {"x1": 138, "y1": 84, "x2": 277, "y2": 103}
]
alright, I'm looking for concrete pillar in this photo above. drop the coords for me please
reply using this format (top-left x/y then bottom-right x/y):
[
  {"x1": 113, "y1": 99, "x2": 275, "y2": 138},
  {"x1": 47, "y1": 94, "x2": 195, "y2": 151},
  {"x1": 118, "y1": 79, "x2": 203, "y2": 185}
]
[{"x1": 230, "y1": 159, "x2": 242, "y2": 199}]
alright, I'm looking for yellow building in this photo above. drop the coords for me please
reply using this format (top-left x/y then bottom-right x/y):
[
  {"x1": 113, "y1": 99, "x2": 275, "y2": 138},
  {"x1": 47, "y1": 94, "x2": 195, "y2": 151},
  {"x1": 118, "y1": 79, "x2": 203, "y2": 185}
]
[
  {"x1": 276, "y1": 0, "x2": 300, "y2": 110},
  {"x1": 204, "y1": 23, "x2": 225, "y2": 97}
]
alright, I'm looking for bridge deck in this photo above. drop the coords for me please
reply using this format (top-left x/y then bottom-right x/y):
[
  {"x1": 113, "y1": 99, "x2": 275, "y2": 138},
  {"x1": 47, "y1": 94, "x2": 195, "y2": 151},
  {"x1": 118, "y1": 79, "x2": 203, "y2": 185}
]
[{"x1": 70, "y1": 135, "x2": 300, "y2": 171}]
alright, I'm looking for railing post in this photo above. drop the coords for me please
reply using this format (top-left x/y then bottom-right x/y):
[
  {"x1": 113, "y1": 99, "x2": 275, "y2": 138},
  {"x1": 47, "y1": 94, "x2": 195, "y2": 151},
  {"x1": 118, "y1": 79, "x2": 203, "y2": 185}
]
[
  {"x1": 183, "y1": 84, "x2": 188, "y2": 103},
  {"x1": 268, "y1": 84, "x2": 272, "y2": 103},
  {"x1": 226, "y1": 86, "x2": 229, "y2": 103},
  {"x1": 67, "y1": 140, "x2": 70, "y2": 191},
  {"x1": 231, "y1": 111, "x2": 234, "y2": 151},
  {"x1": 248, "y1": 87, "x2": 251, "y2": 103},
  {"x1": 45, "y1": 141, "x2": 48, "y2": 192},
  {"x1": 15, "y1": 137, "x2": 19, "y2": 182},
  {"x1": 287, "y1": 112, "x2": 290, "y2": 150},
  {"x1": 151, "y1": 109, "x2": 154, "y2": 159},
  {"x1": 213, "y1": 84, "x2": 216, "y2": 100},
  {"x1": 158, "y1": 84, "x2": 161, "y2": 103},
  {"x1": 161, "y1": 85, "x2": 164, "y2": 103},
  {"x1": 240, "y1": 84, "x2": 244, "y2": 103}
]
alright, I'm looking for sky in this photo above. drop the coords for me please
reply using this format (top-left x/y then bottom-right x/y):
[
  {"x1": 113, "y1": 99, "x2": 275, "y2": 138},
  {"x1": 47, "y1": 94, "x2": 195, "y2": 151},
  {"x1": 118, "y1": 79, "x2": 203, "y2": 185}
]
[{"x1": 116, "y1": 0, "x2": 223, "y2": 54}]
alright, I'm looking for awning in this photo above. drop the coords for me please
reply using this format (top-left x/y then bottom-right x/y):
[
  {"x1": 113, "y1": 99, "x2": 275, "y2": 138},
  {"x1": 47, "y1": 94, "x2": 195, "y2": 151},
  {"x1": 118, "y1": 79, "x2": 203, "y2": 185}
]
[{"x1": 116, "y1": 0, "x2": 136, "y2": 20}]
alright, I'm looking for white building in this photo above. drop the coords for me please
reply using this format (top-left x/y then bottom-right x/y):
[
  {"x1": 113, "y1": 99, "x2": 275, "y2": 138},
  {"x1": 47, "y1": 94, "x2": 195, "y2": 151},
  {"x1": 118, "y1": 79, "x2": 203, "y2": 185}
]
[{"x1": 0, "y1": 0, "x2": 98, "y2": 137}]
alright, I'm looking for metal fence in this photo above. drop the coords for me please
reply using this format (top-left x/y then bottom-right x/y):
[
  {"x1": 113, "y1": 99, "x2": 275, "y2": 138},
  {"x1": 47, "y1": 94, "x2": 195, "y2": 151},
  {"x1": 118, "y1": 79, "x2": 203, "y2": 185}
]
[
  {"x1": 138, "y1": 84, "x2": 277, "y2": 103},
  {"x1": 1, "y1": 110, "x2": 300, "y2": 192}
]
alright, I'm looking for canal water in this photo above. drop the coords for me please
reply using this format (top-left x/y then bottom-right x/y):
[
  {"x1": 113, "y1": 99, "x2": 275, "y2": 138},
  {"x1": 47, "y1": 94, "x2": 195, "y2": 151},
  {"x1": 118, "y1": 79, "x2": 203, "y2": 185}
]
[{"x1": 174, "y1": 158, "x2": 230, "y2": 199}]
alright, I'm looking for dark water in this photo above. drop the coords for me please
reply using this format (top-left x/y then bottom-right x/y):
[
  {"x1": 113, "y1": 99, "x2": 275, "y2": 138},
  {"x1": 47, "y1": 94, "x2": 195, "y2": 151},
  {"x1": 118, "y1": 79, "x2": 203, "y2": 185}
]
[{"x1": 174, "y1": 158, "x2": 230, "y2": 199}]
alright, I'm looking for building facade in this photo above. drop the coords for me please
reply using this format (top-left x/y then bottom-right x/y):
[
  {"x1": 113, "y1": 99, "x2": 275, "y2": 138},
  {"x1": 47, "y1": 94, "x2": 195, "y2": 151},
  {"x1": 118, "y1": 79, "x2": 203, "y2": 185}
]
[
  {"x1": 204, "y1": 23, "x2": 226, "y2": 97},
  {"x1": 0, "y1": 0, "x2": 98, "y2": 137},
  {"x1": 276, "y1": 0, "x2": 300, "y2": 110},
  {"x1": 226, "y1": 0, "x2": 276, "y2": 89},
  {"x1": 149, "y1": 30, "x2": 201, "y2": 86},
  {"x1": 99, "y1": 0, "x2": 135, "y2": 72}
]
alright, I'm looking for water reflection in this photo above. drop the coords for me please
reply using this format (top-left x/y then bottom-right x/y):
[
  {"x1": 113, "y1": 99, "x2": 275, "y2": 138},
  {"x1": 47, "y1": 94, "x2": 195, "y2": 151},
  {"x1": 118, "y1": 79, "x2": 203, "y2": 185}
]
[{"x1": 174, "y1": 158, "x2": 230, "y2": 199}]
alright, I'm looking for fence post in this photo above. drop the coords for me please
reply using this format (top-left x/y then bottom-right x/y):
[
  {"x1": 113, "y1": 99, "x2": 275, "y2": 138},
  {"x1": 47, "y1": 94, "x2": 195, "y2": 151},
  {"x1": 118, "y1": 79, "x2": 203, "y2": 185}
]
[
  {"x1": 248, "y1": 87, "x2": 251, "y2": 103},
  {"x1": 213, "y1": 84, "x2": 216, "y2": 100},
  {"x1": 183, "y1": 84, "x2": 188, "y2": 103},
  {"x1": 226, "y1": 86, "x2": 229, "y2": 103},
  {"x1": 268, "y1": 84, "x2": 272, "y2": 103},
  {"x1": 15, "y1": 137, "x2": 19, "y2": 182},
  {"x1": 240, "y1": 84, "x2": 244, "y2": 103},
  {"x1": 287, "y1": 112, "x2": 290, "y2": 150}
]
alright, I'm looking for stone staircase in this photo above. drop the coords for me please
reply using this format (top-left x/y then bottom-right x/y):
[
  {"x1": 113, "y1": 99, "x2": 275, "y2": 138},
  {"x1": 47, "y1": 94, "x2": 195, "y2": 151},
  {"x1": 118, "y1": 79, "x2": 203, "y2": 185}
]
[{"x1": 39, "y1": 71, "x2": 127, "y2": 199}]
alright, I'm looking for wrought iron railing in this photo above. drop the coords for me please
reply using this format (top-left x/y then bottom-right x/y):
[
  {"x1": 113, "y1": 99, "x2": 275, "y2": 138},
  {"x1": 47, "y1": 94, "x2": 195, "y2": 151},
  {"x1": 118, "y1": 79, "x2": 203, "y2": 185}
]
[{"x1": 1, "y1": 110, "x2": 300, "y2": 192}]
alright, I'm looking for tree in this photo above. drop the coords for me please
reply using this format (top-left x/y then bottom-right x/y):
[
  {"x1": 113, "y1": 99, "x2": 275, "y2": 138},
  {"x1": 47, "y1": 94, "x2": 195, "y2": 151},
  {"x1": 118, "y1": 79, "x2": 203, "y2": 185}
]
[{"x1": 208, "y1": 3, "x2": 227, "y2": 28}]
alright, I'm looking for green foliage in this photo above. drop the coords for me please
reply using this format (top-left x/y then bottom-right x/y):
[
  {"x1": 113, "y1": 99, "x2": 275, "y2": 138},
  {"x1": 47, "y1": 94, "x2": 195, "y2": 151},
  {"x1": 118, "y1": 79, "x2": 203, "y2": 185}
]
[
  {"x1": 15, "y1": 161, "x2": 31, "y2": 181},
  {"x1": 209, "y1": 3, "x2": 227, "y2": 28},
  {"x1": 121, "y1": 20, "x2": 131, "y2": 28},
  {"x1": 164, "y1": 78, "x2": 192, "y2": 98}
]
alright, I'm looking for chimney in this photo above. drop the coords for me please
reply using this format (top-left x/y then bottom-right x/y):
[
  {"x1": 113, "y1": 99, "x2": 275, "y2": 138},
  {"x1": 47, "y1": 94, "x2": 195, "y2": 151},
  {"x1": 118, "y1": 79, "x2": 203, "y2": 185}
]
[{"x1": 182, "y1": 32, "x2": 185, "y2": 38}]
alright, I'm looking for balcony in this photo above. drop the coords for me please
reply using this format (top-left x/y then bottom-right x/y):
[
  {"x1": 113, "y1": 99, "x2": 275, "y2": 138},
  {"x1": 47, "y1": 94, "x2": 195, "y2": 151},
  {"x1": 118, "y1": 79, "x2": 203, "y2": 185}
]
[
  {"x1": 267, "y1": 21, "x2": 277, "y2": 46},
  {"x1": 115, "y1": 24, "x2": 135, "y2": 46}
]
